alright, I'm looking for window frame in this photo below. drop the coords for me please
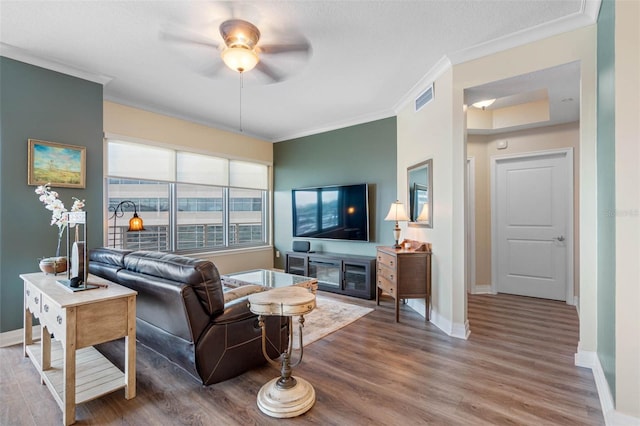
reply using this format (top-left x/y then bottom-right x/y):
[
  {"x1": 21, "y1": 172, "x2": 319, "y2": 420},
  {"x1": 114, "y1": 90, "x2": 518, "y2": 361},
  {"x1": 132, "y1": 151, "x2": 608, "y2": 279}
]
[{"x1": 105, "y1": 139, "x2": 271, "y2": 254}]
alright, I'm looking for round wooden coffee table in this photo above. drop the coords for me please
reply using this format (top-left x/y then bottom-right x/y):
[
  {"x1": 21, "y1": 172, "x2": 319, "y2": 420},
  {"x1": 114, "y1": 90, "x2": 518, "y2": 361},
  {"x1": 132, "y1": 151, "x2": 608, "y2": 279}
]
[{"x1": 248, "y1": 286, "x2": 316, "y2": 418}]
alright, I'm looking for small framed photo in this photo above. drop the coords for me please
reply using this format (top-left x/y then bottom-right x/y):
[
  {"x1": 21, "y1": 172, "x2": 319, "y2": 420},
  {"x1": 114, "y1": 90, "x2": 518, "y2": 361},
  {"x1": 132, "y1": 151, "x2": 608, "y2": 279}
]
[{"x1": 28, "y1": 139, "x2": 86, "y2": 188}]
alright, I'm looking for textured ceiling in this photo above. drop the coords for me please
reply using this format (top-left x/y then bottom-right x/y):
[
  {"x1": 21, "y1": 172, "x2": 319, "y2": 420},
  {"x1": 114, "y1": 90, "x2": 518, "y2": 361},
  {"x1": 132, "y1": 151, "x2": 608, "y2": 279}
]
[{"x1": 0, "y1": 1, "x2": 596, "y2": 141}]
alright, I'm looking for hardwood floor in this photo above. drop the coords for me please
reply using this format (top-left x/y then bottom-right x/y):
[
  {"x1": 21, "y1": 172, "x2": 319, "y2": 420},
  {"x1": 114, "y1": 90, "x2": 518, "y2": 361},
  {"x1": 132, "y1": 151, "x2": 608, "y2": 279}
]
[{"x1": 1, "y1": 293, "x2": 603, "y2": 425}]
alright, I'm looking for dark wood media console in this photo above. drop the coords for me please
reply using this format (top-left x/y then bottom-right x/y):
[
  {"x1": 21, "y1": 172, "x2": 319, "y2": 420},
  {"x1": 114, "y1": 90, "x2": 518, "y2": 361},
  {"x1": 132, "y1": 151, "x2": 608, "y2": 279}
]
[{"x1": 285, "y1": 251, "x2": 376, "y2": 299}]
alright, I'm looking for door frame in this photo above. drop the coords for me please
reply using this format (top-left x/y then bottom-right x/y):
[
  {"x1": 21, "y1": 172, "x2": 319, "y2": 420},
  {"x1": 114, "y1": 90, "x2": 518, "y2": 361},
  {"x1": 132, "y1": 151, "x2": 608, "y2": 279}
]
[
  {"x1": 466, "y1": 157, "x2": 477, "y2": 294},
  {"x1": 490, "y1": 148, "x2": 574, "y2": 304}
]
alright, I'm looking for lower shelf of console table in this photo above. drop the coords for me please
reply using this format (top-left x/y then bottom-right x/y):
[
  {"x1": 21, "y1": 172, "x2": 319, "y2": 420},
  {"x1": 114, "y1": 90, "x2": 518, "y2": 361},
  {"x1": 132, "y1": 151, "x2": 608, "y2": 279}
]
[{"x1": 25, "y1": 340, "x2": 127, "y2": 406}]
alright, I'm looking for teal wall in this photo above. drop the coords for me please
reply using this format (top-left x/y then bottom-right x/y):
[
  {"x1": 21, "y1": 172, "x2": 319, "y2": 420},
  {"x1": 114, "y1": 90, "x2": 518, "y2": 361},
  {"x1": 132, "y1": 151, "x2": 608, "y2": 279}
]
[
  {"x1": 273, "y1": 117, "x2": 397, "y2": 269},
  {"x1": 0, "y1": 57, "x2": 104, "y2": 333},
  {"x1": 596, "y1": 0, "x2": 616, "y2": 399}
]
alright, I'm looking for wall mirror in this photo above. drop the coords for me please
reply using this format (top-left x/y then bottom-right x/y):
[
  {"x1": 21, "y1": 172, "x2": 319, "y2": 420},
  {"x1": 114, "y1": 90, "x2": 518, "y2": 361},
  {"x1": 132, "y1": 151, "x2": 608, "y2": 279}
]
[{"x1": 407, "y1": 159, "x2": 433, "y2": 228}]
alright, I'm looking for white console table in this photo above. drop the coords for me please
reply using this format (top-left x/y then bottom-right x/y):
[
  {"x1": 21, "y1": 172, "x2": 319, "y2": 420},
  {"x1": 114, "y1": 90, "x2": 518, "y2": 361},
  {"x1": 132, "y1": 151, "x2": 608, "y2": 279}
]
[{"x1": 21, "y1": 272, "x2": 137, "y2": 425}]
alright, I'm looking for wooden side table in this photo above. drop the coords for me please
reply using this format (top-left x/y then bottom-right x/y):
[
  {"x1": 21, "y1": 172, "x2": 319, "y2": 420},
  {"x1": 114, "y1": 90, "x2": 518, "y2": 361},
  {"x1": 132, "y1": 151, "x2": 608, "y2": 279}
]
[
  {"x1": 376, "y1": 240, "x2": 432, "y2": 322},
  {"x1": 248, "y1": 286, "x2": 316, "y2": 418},
  {"x1": 22, "y1": 272, "x2": 137, "y2": 425}
]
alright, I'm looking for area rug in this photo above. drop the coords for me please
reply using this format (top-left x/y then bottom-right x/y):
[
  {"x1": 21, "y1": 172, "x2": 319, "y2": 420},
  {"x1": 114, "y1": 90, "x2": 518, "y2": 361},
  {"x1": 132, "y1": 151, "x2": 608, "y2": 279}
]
[{"x1": 292, "y1": 294, "x2": 373, "y2": 349}]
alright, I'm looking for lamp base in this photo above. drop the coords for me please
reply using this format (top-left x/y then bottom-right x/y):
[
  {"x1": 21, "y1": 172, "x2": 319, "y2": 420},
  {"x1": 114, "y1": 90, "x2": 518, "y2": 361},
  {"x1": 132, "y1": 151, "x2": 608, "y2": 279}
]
[
  {"x1": 392, "y1": 223, "x2": 402, "y2": 250},
  {"x1": 257, "y1": 376, "x2": 315, "y2": 418}
]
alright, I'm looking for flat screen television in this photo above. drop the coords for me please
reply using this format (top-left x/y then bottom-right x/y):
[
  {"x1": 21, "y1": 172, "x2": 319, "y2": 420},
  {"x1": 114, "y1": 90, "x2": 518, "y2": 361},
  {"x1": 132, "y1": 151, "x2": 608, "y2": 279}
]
[{"x1": 292, "y1": 183, "x2": 370, "y2": 242}]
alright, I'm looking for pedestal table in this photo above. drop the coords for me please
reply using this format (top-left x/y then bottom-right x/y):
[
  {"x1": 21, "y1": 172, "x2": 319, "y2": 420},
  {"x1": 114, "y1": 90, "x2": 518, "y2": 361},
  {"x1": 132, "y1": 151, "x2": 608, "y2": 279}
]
[{"x1": 248, "y1": 286, "x2": 316, "y2": 418}]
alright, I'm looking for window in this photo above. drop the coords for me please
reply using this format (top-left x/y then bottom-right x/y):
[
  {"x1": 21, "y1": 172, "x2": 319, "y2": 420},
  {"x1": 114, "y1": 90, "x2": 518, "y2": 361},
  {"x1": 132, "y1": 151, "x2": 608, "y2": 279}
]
[
  {"x1": 106, "y1": 140, "x2": 269, "y2": 253},
  {"x1": 229, "y1": 188, "x2": 264, "y2": 245},
  {"x1": 176, "y1": 183, "x2": 224, "y2": 250}
]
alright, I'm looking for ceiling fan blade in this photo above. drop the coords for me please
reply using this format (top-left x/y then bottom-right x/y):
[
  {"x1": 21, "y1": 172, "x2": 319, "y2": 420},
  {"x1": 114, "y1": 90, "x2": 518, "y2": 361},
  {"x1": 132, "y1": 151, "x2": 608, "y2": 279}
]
[
  {"x1": 200, "y1": 61, "x2": 227, "y2": 78},
  {"x1": 255, "y1": 61, "x2": 283, "y2": 83},
  {"x1": 258, "y1": 42, "x2": 311, "y2": 55},
  {"x1": 159, "y1": 30, "x2": 220, "y2": 50}
]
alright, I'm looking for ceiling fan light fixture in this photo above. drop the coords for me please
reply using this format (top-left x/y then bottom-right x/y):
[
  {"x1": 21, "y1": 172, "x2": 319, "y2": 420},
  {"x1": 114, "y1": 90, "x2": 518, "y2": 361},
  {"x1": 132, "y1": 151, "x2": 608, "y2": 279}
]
[
  {"x1": 221, "y1": 46, "x2": 259, "y2": 73},
  {"x1": 221, "y1": 19, "x2": 261, "y2": 50},
  {"x1": 472, "y1": 99, "x2": 496, "y2": 110}
]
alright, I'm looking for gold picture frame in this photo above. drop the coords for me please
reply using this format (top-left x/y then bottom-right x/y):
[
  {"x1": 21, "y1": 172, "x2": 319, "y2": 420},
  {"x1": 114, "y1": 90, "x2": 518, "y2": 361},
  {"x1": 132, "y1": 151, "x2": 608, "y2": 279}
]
[{"x1": 28, "y1": 139, "x2": 86, "y2": 188}]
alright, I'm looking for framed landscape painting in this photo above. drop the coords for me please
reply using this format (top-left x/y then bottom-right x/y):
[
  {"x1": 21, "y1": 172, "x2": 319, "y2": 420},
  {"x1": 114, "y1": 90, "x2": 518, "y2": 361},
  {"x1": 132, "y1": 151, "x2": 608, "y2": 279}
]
[{"x1": 28, "y1": 139, "x2": 86, "y2": 188}]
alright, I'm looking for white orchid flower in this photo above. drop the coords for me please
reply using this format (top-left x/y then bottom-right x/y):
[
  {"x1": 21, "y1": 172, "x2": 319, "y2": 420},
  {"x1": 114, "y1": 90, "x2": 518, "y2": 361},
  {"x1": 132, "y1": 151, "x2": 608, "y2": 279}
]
[{"x1": 34, "y1": 183, "x2": 85, "y2": 257}]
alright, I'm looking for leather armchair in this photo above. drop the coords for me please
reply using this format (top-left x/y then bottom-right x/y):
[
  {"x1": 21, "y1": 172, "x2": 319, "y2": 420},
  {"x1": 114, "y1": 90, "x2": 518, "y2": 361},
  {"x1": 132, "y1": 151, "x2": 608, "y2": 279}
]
[{"x1": 88, "y1": 248, "x2": 288, "y2": 385}]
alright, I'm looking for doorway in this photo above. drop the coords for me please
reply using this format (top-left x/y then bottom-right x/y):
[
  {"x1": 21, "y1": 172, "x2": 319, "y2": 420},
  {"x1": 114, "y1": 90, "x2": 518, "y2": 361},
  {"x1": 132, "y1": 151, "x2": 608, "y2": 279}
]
[
  {"x1": 466, "y1": 157, "x2": 476, "y2": 294},
  {"x1": 491, "y1": 149, "x2": 573, "y2": 301}
]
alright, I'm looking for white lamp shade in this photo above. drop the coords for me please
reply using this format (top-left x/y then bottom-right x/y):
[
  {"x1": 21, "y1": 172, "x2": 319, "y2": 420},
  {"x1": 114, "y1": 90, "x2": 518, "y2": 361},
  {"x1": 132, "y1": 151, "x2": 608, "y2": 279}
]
[
  {"x1": 221, "y1": 47, "x2": 259, "y2": 73},
  {"x1": 416, "y1": 203, "x2": 430, "y2": 222},
  {"x1": 384, "y1": 201, "x2": 409, "y2": 221}
]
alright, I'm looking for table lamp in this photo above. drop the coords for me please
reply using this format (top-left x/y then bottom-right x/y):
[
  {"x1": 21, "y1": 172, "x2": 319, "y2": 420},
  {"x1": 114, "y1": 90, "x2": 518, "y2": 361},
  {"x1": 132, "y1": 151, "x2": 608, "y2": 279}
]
[{"x1": 384, "y1": 200, "x2": 409, "y2": 249}]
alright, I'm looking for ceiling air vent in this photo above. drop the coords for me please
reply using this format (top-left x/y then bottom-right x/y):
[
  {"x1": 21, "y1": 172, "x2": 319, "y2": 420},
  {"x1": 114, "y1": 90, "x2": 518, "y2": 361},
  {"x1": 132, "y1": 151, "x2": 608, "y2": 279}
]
[{"x1": 415, "y1": 83, "x2": 434, "y2": 112}]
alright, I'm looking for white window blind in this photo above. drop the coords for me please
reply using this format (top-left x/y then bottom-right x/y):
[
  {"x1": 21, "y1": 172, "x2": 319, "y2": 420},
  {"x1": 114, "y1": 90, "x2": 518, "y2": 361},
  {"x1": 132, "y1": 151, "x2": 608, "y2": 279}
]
[
  {"x1": 108, "y1": 141, "x2": 175, "y2": 181},
  {"x1": 177, "y1": 152, "x2": 228, "y2": 186},
  {"x1": 106, "y1": 138, "x2": 270, "y2": 252},
  {"x1": 230, "y1": 160, "x2": 268, "y2": 190}
]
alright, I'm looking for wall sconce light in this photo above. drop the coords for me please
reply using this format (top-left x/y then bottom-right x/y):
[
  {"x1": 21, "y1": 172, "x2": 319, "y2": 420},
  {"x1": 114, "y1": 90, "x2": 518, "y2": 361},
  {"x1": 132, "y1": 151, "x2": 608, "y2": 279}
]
[
  {"x1": 110, "y1": 200, "x2": 145, "y2": 248},
  {"x1": 384, "y1": 200, "x2": 410, "y2": 249}
]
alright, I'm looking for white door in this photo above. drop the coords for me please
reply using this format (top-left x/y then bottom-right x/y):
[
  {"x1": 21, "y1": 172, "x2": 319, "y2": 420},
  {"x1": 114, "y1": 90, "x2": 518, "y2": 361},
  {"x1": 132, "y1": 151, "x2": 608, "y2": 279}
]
[{"x1": 494, "y1": 151, "x2": 572, "y2": 301}]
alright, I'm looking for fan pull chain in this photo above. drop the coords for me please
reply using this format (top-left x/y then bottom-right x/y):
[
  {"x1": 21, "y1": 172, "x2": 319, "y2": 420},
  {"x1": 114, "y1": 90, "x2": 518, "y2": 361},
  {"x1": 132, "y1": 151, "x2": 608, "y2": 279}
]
[{"x1": 239, "y1": 72, "x2": 244, "y2": 133}]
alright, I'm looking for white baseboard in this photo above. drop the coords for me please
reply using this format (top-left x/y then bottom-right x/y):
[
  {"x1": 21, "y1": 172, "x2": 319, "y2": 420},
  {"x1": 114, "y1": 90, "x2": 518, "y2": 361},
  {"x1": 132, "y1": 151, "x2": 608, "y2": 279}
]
[
  {"x1": 427, "y1": 306, "x2": 469, "y2": 340},
  {"x1": 574, "y1": 348, "x2": 598, "y2": 369},
  {"x1": 575, "y1": 349, "x2": 640, "y2": 426},
  {"x1": 578, "y1": 350, "x2": 616, "y2": 415},
  {"x1": 451, "y1": 319, "x2": 471, "y2": 340},
  {"x1": 574, "y1": 296, "x2": 580, "y2": 318},
  {"x1": 0, "y1": 327, "x2": 41, "y2": 348},
  {"x1": 565, "y1": 295, "x2": 578, "y2": 307},
  {"x1": 471, "y1": 284, "x2": 494, "y2": 294},
  {"x1": 608, "y1": 411, "x2": 640, "y2": 426},
  {"x1": 428, "y1": 306, "x2": 451, "y2": 335}
]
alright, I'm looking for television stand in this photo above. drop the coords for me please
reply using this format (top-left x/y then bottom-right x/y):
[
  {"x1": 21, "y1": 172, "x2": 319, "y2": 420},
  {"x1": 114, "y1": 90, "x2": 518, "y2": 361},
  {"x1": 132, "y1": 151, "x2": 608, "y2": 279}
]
[{"x1": 285, "y1": 251, "x2": 376, "y2": 299}]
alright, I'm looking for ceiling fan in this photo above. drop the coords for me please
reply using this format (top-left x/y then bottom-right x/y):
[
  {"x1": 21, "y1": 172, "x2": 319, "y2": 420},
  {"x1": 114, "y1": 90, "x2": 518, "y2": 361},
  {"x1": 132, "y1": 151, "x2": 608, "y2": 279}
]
[{"x1": 162, "y1": 18, "x2": 311, "y2": 83}]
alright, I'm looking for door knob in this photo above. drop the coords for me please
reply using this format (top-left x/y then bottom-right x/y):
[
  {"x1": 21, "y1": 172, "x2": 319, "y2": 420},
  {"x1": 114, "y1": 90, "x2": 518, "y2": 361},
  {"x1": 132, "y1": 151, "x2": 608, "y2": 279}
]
[{"x1": 554, "y1": 236, "x2": 565, "y2": 242}]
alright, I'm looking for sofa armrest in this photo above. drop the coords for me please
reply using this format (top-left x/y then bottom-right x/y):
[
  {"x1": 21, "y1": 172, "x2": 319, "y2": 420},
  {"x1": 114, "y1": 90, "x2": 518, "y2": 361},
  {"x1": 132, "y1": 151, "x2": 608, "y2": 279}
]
[
  {"x1": 213, "y1": 285, "x2": 265, "y2": 325},
  {"x1": 212, "y1": 301, "x2": 256, "y2": 324},
  {"x1": 223, "y1": 285, "x2": 266, "y2": 304}
]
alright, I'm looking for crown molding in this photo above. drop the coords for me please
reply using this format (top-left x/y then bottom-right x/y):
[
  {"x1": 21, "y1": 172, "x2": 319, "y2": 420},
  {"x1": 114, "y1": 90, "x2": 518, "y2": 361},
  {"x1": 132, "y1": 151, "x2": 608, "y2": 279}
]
[
  {"x1": 393, "y1": 1, "x2": 600, "y2": 115},
  {"x1": 581, "y1": 0, "x2": 602, "y2": 22},
  {"x1": 104, "y1": 95, "x2": 267, "y2": 142},
  {"x1": 1, "y1": 1, "x2": 600, "y2": 143},
  {"x1": 0, "y1": 43, "x2": 113, "y2": 85},
  {"x1": 392, "y1": 55, "x2": 452, "y2": 114},
  {"x1": 271, "y1": 109, "x2": 396, "y2": 143},
  {"x1": 107, "y1": 94, "x2": 394, "y2": 144},
  {"x1": 447, "y1": 5, "x2": 599, "y2": 66}
]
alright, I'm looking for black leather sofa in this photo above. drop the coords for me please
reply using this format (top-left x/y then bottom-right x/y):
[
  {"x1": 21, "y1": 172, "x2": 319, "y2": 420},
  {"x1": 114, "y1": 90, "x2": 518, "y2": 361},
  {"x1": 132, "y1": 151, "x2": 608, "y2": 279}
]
[{"x1": 88, "y1": 248, "x2": 288, "y2": 385}]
